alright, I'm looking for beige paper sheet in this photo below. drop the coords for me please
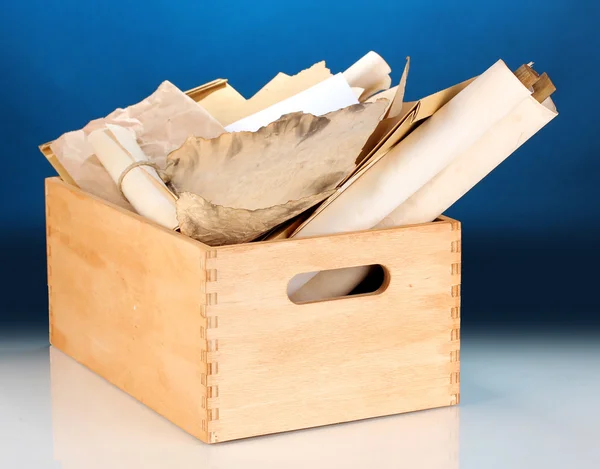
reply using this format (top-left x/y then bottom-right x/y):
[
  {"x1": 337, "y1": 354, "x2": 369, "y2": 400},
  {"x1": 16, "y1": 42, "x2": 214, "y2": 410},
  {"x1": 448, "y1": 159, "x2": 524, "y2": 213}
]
[
  {"x1": 268, "y1": 77, "x2": 474, "y2": 241},
  {"x1": 203, "y1": 52, "x2": 390, "y2": 127},
  {"x1": 49, "y1": 81, "x2": 225, "y2": 210},
  {"x1": 351, "y1": 76, "x2": 473, "y2": 182},
  {"x1": 166, "y1": 101, "x2": 388, "y2": 245},
  {"x1": 387, "y1": 57, "x2": 410, "y2": 118},
  {"x1": 379, "y1": 96, "x2": 557, "y2": 227},
  {"x1": 188, "y1": 83, "x2": 248, "y2": 126},
  {"x1": 289, "y1": 95, "x2": 557, "y2": 302},
  {"x1": 287, "y1": 60, "x2": 533, "y2": 296},
  {"x1": 198, "y1": 62, "x2": 333, "y2": 126}
]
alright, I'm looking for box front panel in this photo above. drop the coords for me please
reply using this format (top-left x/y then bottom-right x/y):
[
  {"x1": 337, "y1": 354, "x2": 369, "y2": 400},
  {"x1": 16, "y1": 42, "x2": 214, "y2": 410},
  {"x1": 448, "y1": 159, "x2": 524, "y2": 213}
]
[
  {"x1": 45, "y1": 179, "x2": 210, "y2": 441},
  {"x1": 205, "y1": 221, "x2": 461, "y2": 441}
]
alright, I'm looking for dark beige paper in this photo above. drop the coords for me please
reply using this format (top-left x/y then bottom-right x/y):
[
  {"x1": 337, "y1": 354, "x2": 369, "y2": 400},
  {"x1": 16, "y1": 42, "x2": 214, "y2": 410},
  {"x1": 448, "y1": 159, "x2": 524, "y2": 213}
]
[
  {"x1": 164, "y1": 101, "x2": 388, "y2": 245},
  {"x1": 49, "y1": 81, "x2": 225, "y2": 209}
]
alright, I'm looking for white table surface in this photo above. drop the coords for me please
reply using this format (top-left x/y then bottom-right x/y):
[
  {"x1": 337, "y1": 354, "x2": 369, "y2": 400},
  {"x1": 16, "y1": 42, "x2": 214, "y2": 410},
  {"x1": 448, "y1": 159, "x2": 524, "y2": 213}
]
[{"x1": 1, "y1": 331, "x2": 599, "y2": 468}]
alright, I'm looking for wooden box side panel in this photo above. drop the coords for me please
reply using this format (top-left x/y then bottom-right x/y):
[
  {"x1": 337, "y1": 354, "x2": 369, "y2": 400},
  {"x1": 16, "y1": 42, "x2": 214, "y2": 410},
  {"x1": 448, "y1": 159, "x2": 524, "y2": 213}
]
[
  {"x1": 45, "y1": 178, "x2": 211, "y2": 442},
  {"x1": 207, "y1": 220, "x2": 461, "y2": 442}
]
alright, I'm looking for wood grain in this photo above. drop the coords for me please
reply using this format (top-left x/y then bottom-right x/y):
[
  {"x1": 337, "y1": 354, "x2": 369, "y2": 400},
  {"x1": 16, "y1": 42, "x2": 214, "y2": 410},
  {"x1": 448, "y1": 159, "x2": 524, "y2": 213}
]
[
  {"x1": 515, "y1": 64, "x2": 555, "y2": 103},
  {"x1": 46, "y1": 177, "x2": 461, "y2": 443},
  {"x1": 46, "y1": 177, "x2": 211, "y2": 442},
  {"x1": 531, "y1": 73, "x2": 556, "y2": 104},
  {"x1": 205, "y1": 216, "x2": 461, "y2": 442},
  {"x1": 515, "y1": 63, "x2": 540, "y2": 89}
]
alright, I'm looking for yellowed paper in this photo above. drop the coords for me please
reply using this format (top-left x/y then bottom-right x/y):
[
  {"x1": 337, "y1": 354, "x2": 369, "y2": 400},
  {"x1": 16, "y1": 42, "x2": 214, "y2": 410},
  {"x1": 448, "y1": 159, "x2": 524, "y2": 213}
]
[
  {"x1": 185, "y1": 79, "x2": 238, "y2": 102},
  {"x1": 49, "y1": 81, "x2": 225, "y2": 209},
  {"x1": 197, "y1": 61, "x2": 333, "y2": 126},
  {"x1": 294, "y1": 70, "x2": 495, "y2": 235},
  {"x1": 365, "y1": 86, "x2": 398, "y2": 106},
  {"x1": 362, "y1": 57, "x2": 410, "y2": 119},
  {"x1": 287, "y1": 60, "x2": 533, "y2": 296},
  {"x1": 343, "y1": 51, "x2": 392, "y2": 100},
  {"x1": 248, "y1": 61, "x2": 332, "y2": 109},
  {"x1": 387, "y1": 57, "x2": 411, "y2": 118},
  {"x1": 176, "y1": 191, "x2": 334, "y2": 246},
  {"x1": 269, "y1": 69, "x2": 472, "y2": 240},
  {"x1": 88, "y1": 124, "x2": 178, "y2": 229},
  {"x1": 165, "y1": 101, "x2": 388, "y2": 245},
  {"x1": 185, "y1": 82, "x2": 248, "y2": 128},
  {"x1": 358, "y1": 74, "x2": 472, "y2": 169},
  {"x1": 290, "y1": 95, "x2": 557, "y2": 302},
  {"x1": 381, "y1": 96, "x2": 558, "y2": 227}
]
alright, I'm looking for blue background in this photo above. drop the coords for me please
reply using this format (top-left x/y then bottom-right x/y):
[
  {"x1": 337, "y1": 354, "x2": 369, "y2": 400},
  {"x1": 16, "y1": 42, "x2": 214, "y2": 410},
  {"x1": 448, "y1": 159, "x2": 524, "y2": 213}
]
[{"x1": 1, "y1": 0, "x2": 598, "y2": 331}]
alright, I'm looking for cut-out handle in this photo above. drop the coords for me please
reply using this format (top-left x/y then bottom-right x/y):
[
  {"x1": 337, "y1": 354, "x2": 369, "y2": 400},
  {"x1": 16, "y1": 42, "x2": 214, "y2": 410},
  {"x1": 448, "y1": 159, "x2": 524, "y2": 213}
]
[{"x1": 287, "y1": 264, "x2": 389, "y2": 304}]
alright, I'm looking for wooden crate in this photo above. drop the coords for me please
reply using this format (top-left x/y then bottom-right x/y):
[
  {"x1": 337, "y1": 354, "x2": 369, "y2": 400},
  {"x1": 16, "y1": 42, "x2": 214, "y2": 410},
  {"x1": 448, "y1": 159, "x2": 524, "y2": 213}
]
[{"x1": 45, "y1": 176, "x2": 461, "y2": 443}]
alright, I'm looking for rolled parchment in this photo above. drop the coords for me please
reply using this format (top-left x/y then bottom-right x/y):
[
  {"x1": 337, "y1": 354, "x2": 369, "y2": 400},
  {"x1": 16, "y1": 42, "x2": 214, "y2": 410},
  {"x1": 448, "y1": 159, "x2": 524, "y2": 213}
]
[
  {"x1": 343, "y1": 51, "x2": 392, "y2": 100},
  {"x1": 287, "y1": 60, "x2": 534, "y2": 297},
  {"x1": 378, "y1": 96, "x2": 557, "y2": 228},
  {"x1": 47, "y1": 81, "x2": 225, "y2": 211},
  {"x1": 289, "y1": 95, "x2": 557, "y2": 302},
  {"x1": 87, "y1": 124, "x2": 178, "y2": 230}
]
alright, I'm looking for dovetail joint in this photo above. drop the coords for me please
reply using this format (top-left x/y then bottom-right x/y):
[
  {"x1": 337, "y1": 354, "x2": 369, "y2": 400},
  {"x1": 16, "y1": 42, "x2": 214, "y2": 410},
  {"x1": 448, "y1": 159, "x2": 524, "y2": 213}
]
[
  {"x1": 203, "y1": 250, "x2": 220, "y2": 441},
  {"x1": 207, "y1": 316, "x2": 219, "y2": 329},
  {"x1": 208, "y1": 362, "x2": 219, "y2": 375},
  {"x1": 449, "y1": 225, "x2": 461, "y2": 406},
  {"x1": 450, "y1": 220, "x2": 462, "y2": 231},
  {"x1": 206, "y1": 292, "x2": 218, "y2": 305},
  {"x1": 46, "y1": 206, "x2": 54, "y2": 339},
  {"x1": 207, "y1": 383, "x2": 219, "y2": 398},
  {"x1": 207, "y1": 269, "x2": 217, "y2": 282},
  {"x1": 208, "y1": 339, "x2": 219, "y2": 352},
  {"x1": 208, "y1": 408, "x2": 219, "y2": 421},
  {"x1": 449, "y1": 336, "x2": 461, "y2": 406}
]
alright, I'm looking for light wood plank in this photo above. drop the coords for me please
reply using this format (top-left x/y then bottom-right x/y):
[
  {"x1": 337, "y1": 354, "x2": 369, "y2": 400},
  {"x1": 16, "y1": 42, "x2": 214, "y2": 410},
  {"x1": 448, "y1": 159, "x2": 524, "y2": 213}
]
[
  {"x1": 46, "y1": 177, "x2": 461, "y2": 443},
  {"x1": 46, "y1": 177, "x2": 211, "y2": 442},
  {"x1": 205, "y1": 218, "x2": 461, "y2": 442}
]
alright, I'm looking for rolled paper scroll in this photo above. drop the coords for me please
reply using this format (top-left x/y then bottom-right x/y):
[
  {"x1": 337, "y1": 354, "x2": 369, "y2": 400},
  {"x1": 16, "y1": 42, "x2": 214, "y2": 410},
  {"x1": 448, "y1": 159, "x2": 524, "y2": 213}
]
[
  {"x1": 343, "y1": 51, "x2": 392, "y2": 100},
  {"x1": 286, "y1": 59, "x2": 535, "y2": 297},
  {"x1": 46, "y1": 81, "x2": 225, "y2": 210},
  {"x1": 87, "y1": 124, "x2": 178, "y2": 230},
  {"x1": 289, "y1": 95, "x2": 557, "y2": 302},
  {"x1": 378, "y1": 96, "x2": 557, "y2": 228}
]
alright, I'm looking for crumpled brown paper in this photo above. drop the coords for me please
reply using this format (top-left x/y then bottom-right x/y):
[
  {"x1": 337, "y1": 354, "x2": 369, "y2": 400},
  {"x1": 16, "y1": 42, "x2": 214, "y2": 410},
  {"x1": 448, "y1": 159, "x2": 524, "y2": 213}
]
[
  {"x1": 164, "y1": 100, "x2": 388, "y2": 245},
  {"x1": 49, "y1": 81, "x2": 225, "y2": 209},
  {"x1": 176, "y1": 191, "x2": 334, "y2": 246}
]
